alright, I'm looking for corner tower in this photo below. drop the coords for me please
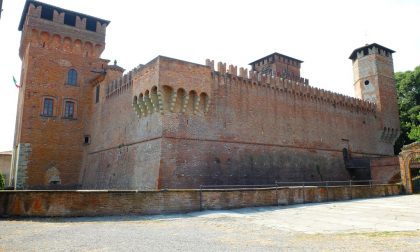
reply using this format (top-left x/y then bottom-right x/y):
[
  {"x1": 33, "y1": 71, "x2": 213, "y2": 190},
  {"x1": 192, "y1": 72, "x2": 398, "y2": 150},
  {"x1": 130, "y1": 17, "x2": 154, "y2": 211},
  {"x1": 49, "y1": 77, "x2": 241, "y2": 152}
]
[
  {"x1": 11, "y1": 0, "x2": 110, "y2": 189},
  {"x1": 249, "y1": 53, "x2": 305, "y2": 82},
  {"x1": 350, "y1": 43, "x2": 400, "y2": 151}
]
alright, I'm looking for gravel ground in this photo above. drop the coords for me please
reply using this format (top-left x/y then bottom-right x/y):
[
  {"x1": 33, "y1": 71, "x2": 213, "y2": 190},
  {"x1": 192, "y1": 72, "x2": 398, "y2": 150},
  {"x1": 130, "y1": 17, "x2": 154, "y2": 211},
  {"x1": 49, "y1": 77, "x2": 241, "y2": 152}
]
[{"x1": 1, "y1": 195, "x2": 419, "y2": 251}]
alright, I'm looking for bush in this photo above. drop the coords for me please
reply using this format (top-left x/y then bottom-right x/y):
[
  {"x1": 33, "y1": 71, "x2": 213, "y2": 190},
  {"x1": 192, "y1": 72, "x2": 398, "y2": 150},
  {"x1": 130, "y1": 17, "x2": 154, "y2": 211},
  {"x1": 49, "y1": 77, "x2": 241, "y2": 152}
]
[{"x1": 0, "y1": 173, "x2": 5, "y2": 190}]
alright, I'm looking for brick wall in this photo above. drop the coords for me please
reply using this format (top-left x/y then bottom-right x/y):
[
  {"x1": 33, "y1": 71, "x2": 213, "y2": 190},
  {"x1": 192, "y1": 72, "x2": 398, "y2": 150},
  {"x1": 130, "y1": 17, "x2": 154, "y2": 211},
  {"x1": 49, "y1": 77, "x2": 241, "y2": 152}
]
[
  {"x1": 81, "y1": 56, "x2": 399, "y2": 189},
  {"x1": 370, "y1": 156, "x2": 400, "y2": 183},
  {"x1": 0, "y1": 184, "x2": 401, "y2": 217},
  {"x1": 14, "y1": 5, "x2": 108, "y2": 189},
  {"x1": 156, "y1": 58, "x2": 396, "y2": 188}
]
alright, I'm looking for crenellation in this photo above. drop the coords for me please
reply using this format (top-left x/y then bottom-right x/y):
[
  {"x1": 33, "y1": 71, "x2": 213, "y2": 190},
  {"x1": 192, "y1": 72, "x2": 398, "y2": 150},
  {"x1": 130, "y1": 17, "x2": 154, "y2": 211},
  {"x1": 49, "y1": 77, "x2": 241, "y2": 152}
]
[
  {"x1": 217, "y1": 62, "x2": 226, "y2": 73},
  {"x1": 239, "y1": 67, "x2": 248, "y2": 78},
  {"x1": 205, "y1": 59, "x2": 214, "y2": 70},
  {"x1": 53, "y1": 10, "x2": 64, "y2": 24},
  {"x1": 75, "y1": 16, "x2": 86, "y2": 30},
  {"x1": 228, "y1": 65, "x2": 237, "y2": 76},
  {"x1": 27, "y1": 3, "x2": 41, "y2": 18}
]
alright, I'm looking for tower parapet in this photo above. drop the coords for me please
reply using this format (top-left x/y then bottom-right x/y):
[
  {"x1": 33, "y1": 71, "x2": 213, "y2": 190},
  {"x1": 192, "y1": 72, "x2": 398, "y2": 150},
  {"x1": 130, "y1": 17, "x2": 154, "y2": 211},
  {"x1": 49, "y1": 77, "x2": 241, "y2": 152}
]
[
  {"x1": 18, "y1": 0, "x2": 110, "y2": 59},
  {"x1": 249, "y1": 52, "x2": 307, "y2": 84}
]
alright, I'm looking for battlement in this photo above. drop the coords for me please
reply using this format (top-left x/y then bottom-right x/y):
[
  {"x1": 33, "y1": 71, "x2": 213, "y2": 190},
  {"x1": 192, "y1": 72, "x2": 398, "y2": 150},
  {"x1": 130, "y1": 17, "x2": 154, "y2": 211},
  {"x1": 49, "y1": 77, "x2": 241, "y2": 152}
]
[
  {"x1": 349, "y1": 43, "x2": 395, "y2": 61},
  {"x1": 19, "y1": 1, "x2": 109, "y2": 34},
  {"x1": 206, "y1": 59, "x2": 376, "y2": 113},
  {"x1": 105, "y1": 66, "x2": 142, "y2": 99},
  {"x1": 18, "y1": 1, "x2": 109, "y2": 59}
]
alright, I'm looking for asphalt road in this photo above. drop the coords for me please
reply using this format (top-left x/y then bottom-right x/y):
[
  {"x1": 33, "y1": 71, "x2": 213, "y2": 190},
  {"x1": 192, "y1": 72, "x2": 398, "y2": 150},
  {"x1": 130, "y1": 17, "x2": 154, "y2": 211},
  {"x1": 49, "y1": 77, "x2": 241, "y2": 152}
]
[{"x1": 1, "y1": 195, "x2": 419, "y2": 251}]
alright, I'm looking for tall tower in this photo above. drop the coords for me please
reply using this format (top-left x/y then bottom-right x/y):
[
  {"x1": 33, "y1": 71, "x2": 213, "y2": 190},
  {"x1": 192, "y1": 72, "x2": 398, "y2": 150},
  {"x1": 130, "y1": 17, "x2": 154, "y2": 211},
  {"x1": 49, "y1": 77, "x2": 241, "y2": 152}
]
[
  {"x1": 350, "y1": 43, "x2": 400, "y2": 152},
  {"x1": 10, "y1": 0, "x2": 110, "y2": 189},
  {"x1": 249, "y1": 52, "x2": 304, "y2": 82}
]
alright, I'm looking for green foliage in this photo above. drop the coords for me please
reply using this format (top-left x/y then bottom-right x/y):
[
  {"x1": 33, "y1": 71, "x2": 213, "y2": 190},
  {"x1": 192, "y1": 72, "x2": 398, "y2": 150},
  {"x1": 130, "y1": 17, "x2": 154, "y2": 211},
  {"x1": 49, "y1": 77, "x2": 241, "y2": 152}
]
[
  {"x1": 0, "y1": 173, "x2": 5, "y2": 190},
  {"x1": 394, "y1": 66, "x2": 420, "y2": 154}
]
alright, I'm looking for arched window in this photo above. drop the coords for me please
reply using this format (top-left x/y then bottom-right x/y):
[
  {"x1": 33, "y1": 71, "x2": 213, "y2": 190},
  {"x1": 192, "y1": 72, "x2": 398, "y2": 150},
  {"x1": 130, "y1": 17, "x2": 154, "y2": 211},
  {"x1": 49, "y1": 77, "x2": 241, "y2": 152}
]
[{"x1": 67, "y1": 69, "x2": 77, "y2": 85}]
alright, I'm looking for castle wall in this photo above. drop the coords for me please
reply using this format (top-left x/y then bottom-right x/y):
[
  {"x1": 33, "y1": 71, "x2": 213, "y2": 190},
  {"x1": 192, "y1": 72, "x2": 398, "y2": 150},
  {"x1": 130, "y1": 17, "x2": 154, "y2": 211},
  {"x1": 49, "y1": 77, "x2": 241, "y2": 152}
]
[
  {"x1": 370, "y1": 156, "x2": 400, "y2": 183},
  {"x1": 82, "y1": 63, "x2": 163, "y2": 189},
  {"x1": 157, "y1": 61, "x2": 395, "y2": 188}
]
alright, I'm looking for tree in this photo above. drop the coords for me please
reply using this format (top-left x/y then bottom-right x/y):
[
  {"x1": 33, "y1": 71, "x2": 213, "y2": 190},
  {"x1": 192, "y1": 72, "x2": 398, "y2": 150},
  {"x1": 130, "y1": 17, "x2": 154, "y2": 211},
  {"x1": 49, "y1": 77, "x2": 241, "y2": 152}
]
[
  {"x1": 394, "y1": 66, "x2": 420, "y2": 154},
  {"x1": 0, "y1": 173, "x2": 5, "y2": 190}
]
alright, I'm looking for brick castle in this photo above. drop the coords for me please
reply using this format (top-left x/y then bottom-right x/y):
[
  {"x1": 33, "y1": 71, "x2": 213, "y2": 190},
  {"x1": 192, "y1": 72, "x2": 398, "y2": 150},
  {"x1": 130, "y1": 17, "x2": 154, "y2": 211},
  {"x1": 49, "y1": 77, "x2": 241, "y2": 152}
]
[{"x1": 9, "y1": 0, "x2": 400, "y2": 189}]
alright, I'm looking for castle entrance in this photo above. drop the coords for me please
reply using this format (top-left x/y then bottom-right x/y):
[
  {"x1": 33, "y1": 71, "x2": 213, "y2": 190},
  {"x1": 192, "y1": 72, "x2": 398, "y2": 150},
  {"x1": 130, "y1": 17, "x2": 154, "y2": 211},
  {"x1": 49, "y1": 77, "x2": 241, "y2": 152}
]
[
  {"x1": 399, "y1": 142, "x2": 420, "y2": 194},
  {"x1": 410, "y1": 162, "x2": 420, "y2": 193}
]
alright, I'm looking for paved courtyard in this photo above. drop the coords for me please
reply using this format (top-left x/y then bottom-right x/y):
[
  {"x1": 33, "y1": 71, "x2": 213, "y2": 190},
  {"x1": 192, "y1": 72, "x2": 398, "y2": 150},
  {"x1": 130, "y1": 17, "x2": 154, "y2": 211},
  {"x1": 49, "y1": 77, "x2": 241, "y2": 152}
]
[{"x1": 0, "y1": 195, "x2": 419, "y2": 251}]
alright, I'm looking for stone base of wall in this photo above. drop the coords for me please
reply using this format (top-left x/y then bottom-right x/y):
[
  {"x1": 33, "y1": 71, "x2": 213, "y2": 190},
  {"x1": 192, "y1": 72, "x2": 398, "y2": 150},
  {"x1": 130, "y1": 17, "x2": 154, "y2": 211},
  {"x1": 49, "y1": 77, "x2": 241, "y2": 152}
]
[{"x1": 0, "y1": 184, "x2": 401, "y2": 217}]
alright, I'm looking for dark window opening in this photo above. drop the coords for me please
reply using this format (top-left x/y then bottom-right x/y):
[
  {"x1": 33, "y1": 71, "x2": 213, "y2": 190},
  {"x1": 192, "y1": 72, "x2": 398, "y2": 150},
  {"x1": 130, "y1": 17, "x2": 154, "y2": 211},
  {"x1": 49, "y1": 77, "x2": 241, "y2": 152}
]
[
  {"x1": 95, "y1": 85, "x2": 100, "y2": 103},
  {"x1": 40, "y1": 6, "x2": 54, "y2": 21},
  {"x1": 64, "y1": 13, "x2": 76, "y2": 27},
  {"x1": 67, "y1": 69, "x2": 77, "y2": 85},
  {"x1": 84, "y1": 135, "x2": 91, "y2": 145},
  {"x1": 364, "y1": 80, "x2": 370, "y2": 85},
  {"x1": 342, "y1": 148, "x2": 349, "y2": 161},
  {"x1": 50, "y1": 180, "x2": 60, "y2": 185},
  {"x1": 42, "y1": 98, "x2": 54, "y2": 116},
  {"x1": 86, "y1": 18, "x2": 97, "y2": 32},
  {"x1": 64, "y1": 101, "x2": 75, "y2": 118}
]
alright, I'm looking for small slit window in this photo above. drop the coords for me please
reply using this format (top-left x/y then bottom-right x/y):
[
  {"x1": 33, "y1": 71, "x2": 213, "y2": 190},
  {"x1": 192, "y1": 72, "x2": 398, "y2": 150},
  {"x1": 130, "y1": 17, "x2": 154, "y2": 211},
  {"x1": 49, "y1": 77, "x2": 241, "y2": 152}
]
[
  {"x1": 84, "y1": 135, "x2": 91, "y2": 145},
  {"x1": 42, "y1": 98, "x2": 54, "y2": 116},
  {"x1": 95, "y1": 85, "x2": 100, "y2": 103},
  {"x1": 67, "y1": 69, "x2": 77, "y2": 85},
  {"x1": 64, "y1": 101, "x2": 75, "y2": 118}
]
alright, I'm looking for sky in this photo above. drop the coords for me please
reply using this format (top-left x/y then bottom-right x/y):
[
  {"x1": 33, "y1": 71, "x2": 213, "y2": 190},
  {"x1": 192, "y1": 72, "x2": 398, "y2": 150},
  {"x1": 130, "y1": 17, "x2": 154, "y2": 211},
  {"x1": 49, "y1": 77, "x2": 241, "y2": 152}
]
[{"x1": 0, "y1": 0, "x2": 419, "y2": 152}]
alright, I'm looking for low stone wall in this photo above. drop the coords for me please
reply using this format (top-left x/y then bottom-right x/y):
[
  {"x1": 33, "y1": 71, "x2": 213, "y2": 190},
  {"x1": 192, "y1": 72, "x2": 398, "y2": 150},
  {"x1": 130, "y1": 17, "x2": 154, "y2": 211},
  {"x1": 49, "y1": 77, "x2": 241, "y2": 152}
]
[{"x1": 0, "y1": 184, "x2": 401, "y2": 217}]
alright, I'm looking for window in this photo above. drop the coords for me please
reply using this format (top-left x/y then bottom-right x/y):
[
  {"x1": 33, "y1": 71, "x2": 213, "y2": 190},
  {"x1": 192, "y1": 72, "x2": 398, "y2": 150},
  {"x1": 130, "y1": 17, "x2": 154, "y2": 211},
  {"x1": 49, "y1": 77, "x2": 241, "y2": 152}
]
[
  {"x1": 40, "y1": 6, "x2": 54, "y2": 21},
  {"x1": 86, "y1": 18, "x2": 97, "y2": 32},
  {"x1": 67, "y1": 69, "x2": 77, "y2": 85},
  {"x1": 64, "y1": 13, "x2": 76, "y2": 27},
  {"x1": 84, "y1": 135, "x2": 91, "y2": 145},
  {"x1": 64, "y1": 101, "x2": 75, "y2": 118},
  {"x1": 95, "y1": 85, "x2": 100, "y2": 103},
  {"x1": 42, "y1": 98, "x2": 54, "y2": 116}
]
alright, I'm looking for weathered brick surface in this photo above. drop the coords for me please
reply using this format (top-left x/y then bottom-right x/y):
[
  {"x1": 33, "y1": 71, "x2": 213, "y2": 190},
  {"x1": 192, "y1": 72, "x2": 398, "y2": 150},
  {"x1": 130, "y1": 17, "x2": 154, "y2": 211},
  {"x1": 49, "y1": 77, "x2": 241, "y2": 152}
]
[
  {"x1": 0, "y1": 185, "x2": 401, "y2": 217},
  {"x1": 370, "y1": 156, "x2": 400, "y2": 183},
  {"x1": 13, "y1": 2, "x2": 401, "y2": 190},
  {"x1": 12, "y1": 2, "x2": 108, "y2": 189}
]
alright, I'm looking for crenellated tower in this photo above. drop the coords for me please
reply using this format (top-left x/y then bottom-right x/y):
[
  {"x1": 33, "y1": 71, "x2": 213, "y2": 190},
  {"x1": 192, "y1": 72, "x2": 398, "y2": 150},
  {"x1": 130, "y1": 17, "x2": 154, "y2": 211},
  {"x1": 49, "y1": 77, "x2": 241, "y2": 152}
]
[
  {"x1": 10, "y1": 0, "x2": 110, "y2": 189},
  {"x1": 350, "y1": 43, "x2": 400, "y2": 151}
]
